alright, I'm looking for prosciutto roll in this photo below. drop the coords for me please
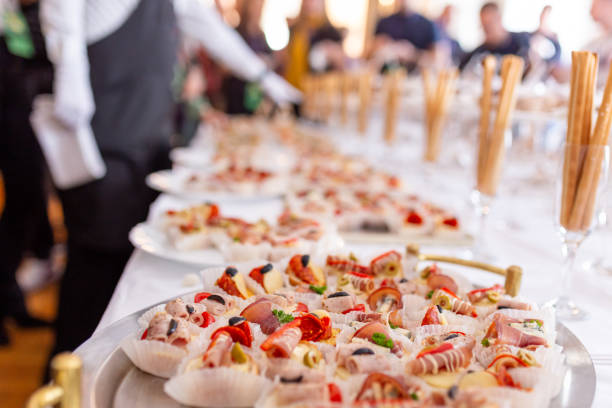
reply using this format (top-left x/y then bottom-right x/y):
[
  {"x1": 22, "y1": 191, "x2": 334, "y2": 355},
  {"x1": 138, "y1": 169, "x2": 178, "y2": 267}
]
[
  {"x1": 348, "y1": 273, "x2": 375, "y2": 293},
  {"x1": 406, "y1": 337, "x2": 475, "y2": 375},
  {"x1": 322, "y1": 292, "x2": 356, "y2": 313},
  {"x1": 486, "y1": 314, "x2": 547, "y2": 348},
  {"x1": 165, "y1": 298, "x2": 189, "y2": 319},
  {"x1": 260, "y1": 325, "x2": 302, "y2": 358},
  {"x1": 497, "y1": 298, "x2": 532, "y2": 311},
  {"x1": 197, "y1": 293, "x2": 234, "y2": 316},
  {"x1": 185, "y1": 303, "x2": 211, "y2": 326},
  {"x1": 432, "y1": 289, "x2": 477, "y2": 317},
  {"x1": 346, "y1": 353, "x2": 391, "y2": 374},
  {"x1": 145, "y1": 312, "x2": 191, "y2": 348},
  {"x1": 201, "y1": 332, "x2": 233, "y2": 368}
]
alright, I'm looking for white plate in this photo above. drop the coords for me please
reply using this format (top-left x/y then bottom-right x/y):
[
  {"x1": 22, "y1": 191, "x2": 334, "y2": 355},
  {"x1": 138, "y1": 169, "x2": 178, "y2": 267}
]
[
  {"x1": 145, "y1": 170, "x2": 285, "y2": 202},
  {"x1": 129, "y1": 223, "x2": 225, "y2": 267},
  {"x1": 169, "y1": 147, "x2": 215, "y2": 171}
]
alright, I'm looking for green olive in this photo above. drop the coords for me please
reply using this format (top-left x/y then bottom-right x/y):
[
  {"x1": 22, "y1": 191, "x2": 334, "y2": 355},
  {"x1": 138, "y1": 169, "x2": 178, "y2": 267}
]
[
  {"x1": 383, "y1": 261, "x2": 401, "y2": 276},
  {"x1": 517, "y1": 349, "x2": 536, "y2": 366},
  {"x1": 486, "y1": 291, "x2": 501, "y2": 303},
  {"x1": 338, "y1": 275, "x2": 350, "y2": 286},
  {"x1": 435, "y1": 294, "x2": 453, "y2": 310},
  {"x1": 303, "y1": 349, "x2": 321, "y2": 368}
]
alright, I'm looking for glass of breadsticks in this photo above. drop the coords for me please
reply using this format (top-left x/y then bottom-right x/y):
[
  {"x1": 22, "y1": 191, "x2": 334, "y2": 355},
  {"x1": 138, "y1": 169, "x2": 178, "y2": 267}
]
[
  {"x1": 549, "y1": 51, "x2": 612, "y2": 320},
  {"x1": 471, "y1": 55, "x2": 524, "y2": 260}
]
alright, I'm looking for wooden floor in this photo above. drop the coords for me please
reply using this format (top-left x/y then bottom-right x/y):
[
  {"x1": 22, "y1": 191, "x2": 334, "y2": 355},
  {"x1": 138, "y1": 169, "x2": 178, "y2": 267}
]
[
  {"x1": 0, "y1": 175, "x2": 61, "y2": 408},
  {"x1": 0, "y1": 285, "x2": 58, "y2": 408}
]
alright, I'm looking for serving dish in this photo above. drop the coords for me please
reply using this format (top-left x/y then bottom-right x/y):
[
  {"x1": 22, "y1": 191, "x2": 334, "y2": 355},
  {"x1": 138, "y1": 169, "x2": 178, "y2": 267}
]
[{"x1": 76, "y1": 291, "x2": 594, "y2": 408}]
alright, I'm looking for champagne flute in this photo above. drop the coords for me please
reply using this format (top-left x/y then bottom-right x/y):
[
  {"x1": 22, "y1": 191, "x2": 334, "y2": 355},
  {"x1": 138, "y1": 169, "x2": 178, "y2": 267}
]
[{"x1": 548, "y1": 143, "x2": 610, "y2": 320}]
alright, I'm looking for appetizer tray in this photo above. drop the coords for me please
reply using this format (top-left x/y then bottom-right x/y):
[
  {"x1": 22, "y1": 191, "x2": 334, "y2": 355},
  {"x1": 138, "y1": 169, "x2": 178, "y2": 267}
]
[
  {"x1": 146, "y1": 170, "x2": 285, "y2": 202},
  {"x1": 341, "y1": 231, "x2": 474, "y2": 247},
  {"x1": 78, "y1": 291, "x2": 595, "y2": 408}
]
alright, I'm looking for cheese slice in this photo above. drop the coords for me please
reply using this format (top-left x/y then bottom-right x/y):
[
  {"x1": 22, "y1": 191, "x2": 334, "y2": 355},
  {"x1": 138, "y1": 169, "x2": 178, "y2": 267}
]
[{"x1": 420, "y1": 371, "x2": 461, "y2": 389}]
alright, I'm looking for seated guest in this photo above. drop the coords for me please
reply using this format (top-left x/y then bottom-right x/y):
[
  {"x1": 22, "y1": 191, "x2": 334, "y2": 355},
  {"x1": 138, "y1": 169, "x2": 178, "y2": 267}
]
[
  {"x1": 436, "y1": 5, "x2": 464, "y2": 66},
  {"x1": 371, "y1": 0, "x2": 442, "y2": 72},
  {"x1": 459, "y1": 2, "x2": 531, "y2": 72}
]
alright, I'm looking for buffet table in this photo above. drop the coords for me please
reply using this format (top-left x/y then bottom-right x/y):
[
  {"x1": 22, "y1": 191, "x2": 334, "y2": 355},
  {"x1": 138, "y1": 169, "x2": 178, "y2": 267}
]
[{"x1": 89, "y1": 121, "x2": 611, "y2": 406}]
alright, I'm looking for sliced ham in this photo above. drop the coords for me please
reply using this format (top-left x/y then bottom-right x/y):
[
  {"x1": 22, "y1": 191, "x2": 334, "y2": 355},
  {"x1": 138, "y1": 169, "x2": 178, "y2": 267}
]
[
  {"x1": 346, "y1": 353, "x2": 391, "y2": 374},
  {"x1": 240, "y1": 299, "x2": 280, "y2": 334},
  {"x1": 397, "y1": 280, "x2": 418, "y2": 295},
  {"x1": 355, "y1": 312, "x2": 383, "y2": 323},
  {"x1": 432, "y1": 289, "x2": 477, "y2": 317},
  {"x1": 487, "y1": 314, "x2": 547, "y2": 348},
  {"x1": 427, "y1": 273, "x2": 458, "y2": 295},
  {"x1": 198, "y1": 294, "x2": 234, "y2": 316},
  {"x1": 266, "y1": 360, "x2": 326, "y2": 383},
  {"x1": 322, "y1": 293, "x2": 356, "y2": 313},
  {"x1": 202, "y1": 332, "x2": 233, "y2": 368},
  {"x1": 407, "y1": 337, "x2": 475, "y2": 375}
]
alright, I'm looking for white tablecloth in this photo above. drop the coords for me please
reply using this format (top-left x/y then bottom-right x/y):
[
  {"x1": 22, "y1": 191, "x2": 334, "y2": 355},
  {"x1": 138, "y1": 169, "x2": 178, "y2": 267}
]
[{"x1": 95, "y1": 120, "x2": 612, "y2": 406}]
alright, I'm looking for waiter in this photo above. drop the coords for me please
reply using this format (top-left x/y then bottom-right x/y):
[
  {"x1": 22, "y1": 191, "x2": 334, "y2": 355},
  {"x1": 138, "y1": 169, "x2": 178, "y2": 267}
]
[{"x1": 36, "y1": 0, "x2": 301, "y2": 358}]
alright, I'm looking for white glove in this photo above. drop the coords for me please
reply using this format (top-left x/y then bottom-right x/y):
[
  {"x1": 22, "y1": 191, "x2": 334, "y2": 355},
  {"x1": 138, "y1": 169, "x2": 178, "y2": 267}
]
[{"x1": 259, "y1": 72, "x2": 302, "y2": 105}]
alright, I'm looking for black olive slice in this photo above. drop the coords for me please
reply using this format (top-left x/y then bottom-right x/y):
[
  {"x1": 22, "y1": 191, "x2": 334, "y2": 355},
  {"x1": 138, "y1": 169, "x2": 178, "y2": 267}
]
[
  {"x1": 280, "y1": 375, "x2": 303, "y2": 384},
  {"x1": 185, "y1": 304, "x2": 195, "y2": 315},
  {"x1": 207, "y1": 294, "x2": 226, "y2": 305},
  {"x1": 167, "y1": 319, "x2": 178, "y2": 336},
  {"x1": 229, "y1": 316, "x2": 246, "y2": 326},
  {"x1": 443, "y1": 333, "x2": 459, "y2": 341},
  {"x1": 447, "y1": 385, "x2": 458, "y2": 399},
  {"x1": 300, "y1": 254, "x2": 310, "y2": 267},
  {"x1": 351, "y1": 347, "x2": 375, "y2": 356},
  {"x1": 497, "y1": 305, "x2": 511, "y2": 310},
  {"x1": 436, "y1": 305, "x2": 443, "y2": 314},
  {"x1": 260, "y1": 263, "x2": 274, "y2": 274},
  {"x1": 328, "y1": 291, "x2": 350, "y2": 298},
  {"x1": 225, "y1": 267, "x2": 238, "y2": 277},
  {"x1": 399, "y1": 278, "x2": 408, "y2": 283}
]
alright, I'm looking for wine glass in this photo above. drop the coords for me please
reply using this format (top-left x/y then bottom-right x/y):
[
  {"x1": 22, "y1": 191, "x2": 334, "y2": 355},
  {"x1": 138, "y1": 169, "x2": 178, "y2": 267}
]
[
  {"x1": 469, "y1": 189, "x2": 495, "y2": 261},
  {"x1": 548, "y1": 143, "x2": 610, "y2": 320}
]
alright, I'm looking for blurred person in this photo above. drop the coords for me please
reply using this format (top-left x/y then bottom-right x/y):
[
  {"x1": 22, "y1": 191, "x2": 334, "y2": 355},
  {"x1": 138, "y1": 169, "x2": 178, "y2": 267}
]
[
  {"x1": 223, "y1": 0, "x2": 276, "y2": 115},
  {"x1": 285, "y1": 0, "x2": 345, "y2": 90},
  {"x1": 370, "y1": 0, "x2": 443, "y2": 72},
  {"x1": 35, "y1": 0, "x2": 300, "y2": 363},
  {"x1": 0, "y1": 0, "x2": 55, "y2": 345},
  {"x1": 525, "y1": 5, "x2": 562, "y2": 82},
  {"x1": 587, "y1": 0, "x2": 612, "y2": 82},
  {"x1": 459, "y1": 2, "x2": 531, "y2": 71},
  {"x1": 436, "y1": 5, "x2": 464, "y2": 66}
]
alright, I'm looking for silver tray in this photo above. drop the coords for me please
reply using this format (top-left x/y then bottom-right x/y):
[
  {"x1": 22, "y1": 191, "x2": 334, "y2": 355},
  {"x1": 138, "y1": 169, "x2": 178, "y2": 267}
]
[{"x1": 76, "y1": 292, "x2": 596, "y2": 408}]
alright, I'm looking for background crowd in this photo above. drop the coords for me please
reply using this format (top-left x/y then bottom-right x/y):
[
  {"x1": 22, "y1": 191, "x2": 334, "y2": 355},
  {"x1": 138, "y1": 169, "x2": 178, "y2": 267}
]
[{"x1": 1, "y1": 0, "x2": 612, "y2": 395}]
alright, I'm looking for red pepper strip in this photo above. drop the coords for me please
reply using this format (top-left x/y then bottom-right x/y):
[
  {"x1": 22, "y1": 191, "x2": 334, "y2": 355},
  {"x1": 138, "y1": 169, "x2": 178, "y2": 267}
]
[
  {"x1": 319, "y1": 316, "x2": 332, "y2": 340},
  {"x1": 199, "y1": 312, "x2": 216, "y2": 328},
  {"x1": 440, "y1": 287, "x2": 459, "y2": 299},
  {"x1": 140, "y1": 329, "x2": 148, "y2": 340},
  {"x1": 328, "y1": 383, "x2": 342, "y2": 403},
  {"x1": 295, "y1": 302, "x2": 309, "y2": 313},
  {"x1": 193, "y1": 292, "x2": 212, "y2": 303},
  {"x1": 467, "y1": 284, "x2": 504, "y2": 297},
  {"x1": 211, "y1": 325, "x2": 251, "y2": 347},
  {"x1": 341, "y1": 304, "x2": 366, "y2": 314},
  {"x1": 448, "y1": 331, "x2": 466, "y2": 336},
  {"x1": 495, "y1": 365, "x2": 524, "y2": 389},
  {"x1": 416, "y1": 342, "x2": 454, "y2": 358},
  {"x1": 406, "y1": 211, "x2": 423, "y2": 225},
  {"x1": 296, "y1": 314, "x2": 325, "y2": 341},
  {"x1": 348, "y1": 270, "x2": 373, "y2": 279},
  {"x1": 487, "y1": 354, "x2": 528, "y2": 370},
  {"x1": 207, "y1": 204, "x2": 220, "y2": 220}
]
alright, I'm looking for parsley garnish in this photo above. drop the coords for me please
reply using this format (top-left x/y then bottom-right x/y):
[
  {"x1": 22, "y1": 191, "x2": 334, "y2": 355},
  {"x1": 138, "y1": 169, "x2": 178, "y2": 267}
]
[
  {"x1": 309, "y1": 285, "x2": 327, "y2": 295},
  {"x1": 389, "y1": 323, "x2": 398, "y2": 329},
  {"x1": 272, "y1": 309, "x2": 294, "y2": 324},
  {"x1": 426, "y1": 290, "x2": 434, "y2": 299},
  {"x1": 233, "y1": 237, "x2": 241, "y2": 242},
  {"x1": 371, "y1": 332, "x2": 394, "y2": 349},
  {"x1": 481, "y1": 338, "x2": 490, "y2": 347},
  {"x1": 410, "y1": 392, "x2": 419, "y2": 401}
]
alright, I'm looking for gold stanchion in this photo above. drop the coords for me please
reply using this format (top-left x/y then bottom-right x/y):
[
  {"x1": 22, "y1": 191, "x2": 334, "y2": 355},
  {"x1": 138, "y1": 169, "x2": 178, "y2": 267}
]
[
  {"x1": 27, "y1": 353, "x2": 82, "y2": 408},
  {"x1": 357, "y1": 69, "x2": 373, "y2": 134}
]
